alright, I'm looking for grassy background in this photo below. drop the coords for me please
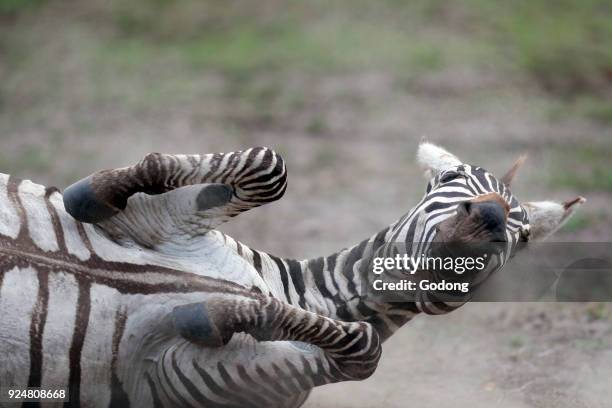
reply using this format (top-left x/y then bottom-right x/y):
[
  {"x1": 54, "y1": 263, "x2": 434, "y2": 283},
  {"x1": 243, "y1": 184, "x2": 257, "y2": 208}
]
[{"x1": 1, "y1": 1, "x2": 612, "y2": 406}]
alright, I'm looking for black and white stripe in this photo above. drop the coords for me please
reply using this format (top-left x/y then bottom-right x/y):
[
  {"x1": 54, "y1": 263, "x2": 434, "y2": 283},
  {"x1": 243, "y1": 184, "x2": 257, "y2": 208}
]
[
  {"x1": 0, "y1": 148, "x2": 530, "y2": 407},
  {"x1": 225, "y1": 163, "x2": 530, "y2": 338}
]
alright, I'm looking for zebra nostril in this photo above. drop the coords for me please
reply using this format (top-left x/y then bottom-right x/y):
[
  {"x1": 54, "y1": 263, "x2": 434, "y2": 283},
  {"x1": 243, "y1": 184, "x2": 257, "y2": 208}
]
[{"x1": 457, "y1": 201, "x2": 472, "y2": 216}]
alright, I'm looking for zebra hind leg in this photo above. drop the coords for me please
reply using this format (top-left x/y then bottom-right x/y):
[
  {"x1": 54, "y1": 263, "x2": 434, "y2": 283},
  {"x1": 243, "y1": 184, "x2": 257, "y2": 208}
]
[{"x1": 169, "y1": 294, "x2": 382, "y2": 382}]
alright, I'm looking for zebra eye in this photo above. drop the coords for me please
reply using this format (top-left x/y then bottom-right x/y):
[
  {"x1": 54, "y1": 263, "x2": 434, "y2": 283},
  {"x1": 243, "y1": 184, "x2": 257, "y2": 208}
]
[{"x1": 440, "y1": 171, "x2": 460, "y2": 183}]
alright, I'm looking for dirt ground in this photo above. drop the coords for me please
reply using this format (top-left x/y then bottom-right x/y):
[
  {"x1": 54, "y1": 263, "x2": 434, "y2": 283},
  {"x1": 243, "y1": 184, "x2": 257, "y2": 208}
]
[
  {"x1": 1, "y1": 2, "x2": 612, "y2": 407},
  {"x1": 306, "y1": 303, "x2": 612, "y2": 408}
]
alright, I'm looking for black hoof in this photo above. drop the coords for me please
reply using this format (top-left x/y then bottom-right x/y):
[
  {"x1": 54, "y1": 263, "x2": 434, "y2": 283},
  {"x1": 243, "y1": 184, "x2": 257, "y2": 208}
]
[
  {"x1": 196, "y1": 184, "x2": 233, "y2": 211},
  {"x1": 63, "y1": 176, "x2": 119, "y2": 223},
  {"x1": 172, "y1": 302, "x2": 225, "y2": 347}
]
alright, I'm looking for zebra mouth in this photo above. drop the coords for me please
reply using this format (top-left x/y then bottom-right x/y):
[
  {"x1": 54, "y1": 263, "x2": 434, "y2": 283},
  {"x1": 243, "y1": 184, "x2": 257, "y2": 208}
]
[{"x1": 432, "y1": 237, "x2": 506, "y2": 261}]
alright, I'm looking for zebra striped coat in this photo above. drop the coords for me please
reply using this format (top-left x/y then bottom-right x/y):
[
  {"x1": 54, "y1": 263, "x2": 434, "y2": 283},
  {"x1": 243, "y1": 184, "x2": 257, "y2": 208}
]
[{"x1": 0, "y1": 143, "x2": 584, "y2": 407}]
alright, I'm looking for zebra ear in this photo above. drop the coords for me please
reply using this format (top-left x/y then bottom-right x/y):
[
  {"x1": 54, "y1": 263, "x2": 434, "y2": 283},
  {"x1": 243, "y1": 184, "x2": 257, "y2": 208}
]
[
  {"x1": 522, "y1": 196, "x2": 586, "y2": 240},
  {"x1": 500, "y1": 154, "x2": 527, "y2": 187},
  {"x1": 417, "y1": 141, "x2": 463, "y2": 180}
]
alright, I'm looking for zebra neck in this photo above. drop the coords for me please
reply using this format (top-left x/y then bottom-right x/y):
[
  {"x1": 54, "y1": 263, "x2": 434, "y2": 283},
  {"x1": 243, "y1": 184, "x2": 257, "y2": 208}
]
[{"x1": 286, "y1": 225, "x2": 417, "y2": 340}]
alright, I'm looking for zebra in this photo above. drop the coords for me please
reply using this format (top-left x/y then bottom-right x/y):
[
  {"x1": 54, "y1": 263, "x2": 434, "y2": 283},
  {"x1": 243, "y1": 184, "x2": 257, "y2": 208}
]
[{"x1": 0, "y1": 142, "x2": 584, "y2": 407}]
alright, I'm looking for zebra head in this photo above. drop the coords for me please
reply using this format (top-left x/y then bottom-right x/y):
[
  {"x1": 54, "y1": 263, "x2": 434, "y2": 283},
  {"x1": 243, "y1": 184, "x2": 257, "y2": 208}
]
[{"x1": 396, "y1": 142, "x2": 586, "y2": 267}]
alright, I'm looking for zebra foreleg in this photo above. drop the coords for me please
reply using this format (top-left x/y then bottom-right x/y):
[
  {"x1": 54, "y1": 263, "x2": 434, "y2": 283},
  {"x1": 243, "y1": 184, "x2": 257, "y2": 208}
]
[
  {"x1": 63, "y1": 147, "x2": 286, "y2": 225},
  {"x1": 62, "y1": 147, "x2": 287, "y2": 247}
]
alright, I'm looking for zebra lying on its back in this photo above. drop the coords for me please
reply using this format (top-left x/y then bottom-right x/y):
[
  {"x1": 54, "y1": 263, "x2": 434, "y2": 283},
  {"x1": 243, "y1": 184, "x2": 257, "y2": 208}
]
[{"x1": 0, "y1": 143, "x2": 584, "y2": 407}]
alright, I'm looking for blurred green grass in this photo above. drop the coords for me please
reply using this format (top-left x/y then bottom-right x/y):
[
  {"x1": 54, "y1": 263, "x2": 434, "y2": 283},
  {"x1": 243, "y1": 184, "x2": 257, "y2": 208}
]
[
  {"x1": 0, "y1": 0, "x2": 612, "y2": 107},
  {"x1": 97, "y1": 25, "x2": 449, "y2": 78},
  {"x1": 1, "y1": 0, "x2": 611, "y2": 126},
  {"x1": 485, "y1": 0, "x2": 612, "y2": 94},
  {"x1": 0, "y1": 0, "x2": 40, "y2": 14},
  {"x1": 98, "y1": 0, "x2": 612, "y2": 92}
]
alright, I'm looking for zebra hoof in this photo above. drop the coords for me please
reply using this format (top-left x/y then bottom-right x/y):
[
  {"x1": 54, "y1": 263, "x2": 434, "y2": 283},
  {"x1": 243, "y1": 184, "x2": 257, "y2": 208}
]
[
  {"x1": 63, "y1": 176, "x2": 119, "y2": 223},
  {"x1": 171, "y1": 303, "x2": 226, "y2": 348}
]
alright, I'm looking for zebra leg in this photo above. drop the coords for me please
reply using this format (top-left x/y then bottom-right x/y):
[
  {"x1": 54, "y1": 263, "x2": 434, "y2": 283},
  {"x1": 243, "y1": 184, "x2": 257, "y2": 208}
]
[
  {"x1": 170, "y1": 295, "x2": 382, "y2": 382},
  {"x1": 147, "y1": 295, "x2": 381, "y2": 407},
  {"x1": 63, "y1": 147, "x2": 287, "y2": 224}
]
